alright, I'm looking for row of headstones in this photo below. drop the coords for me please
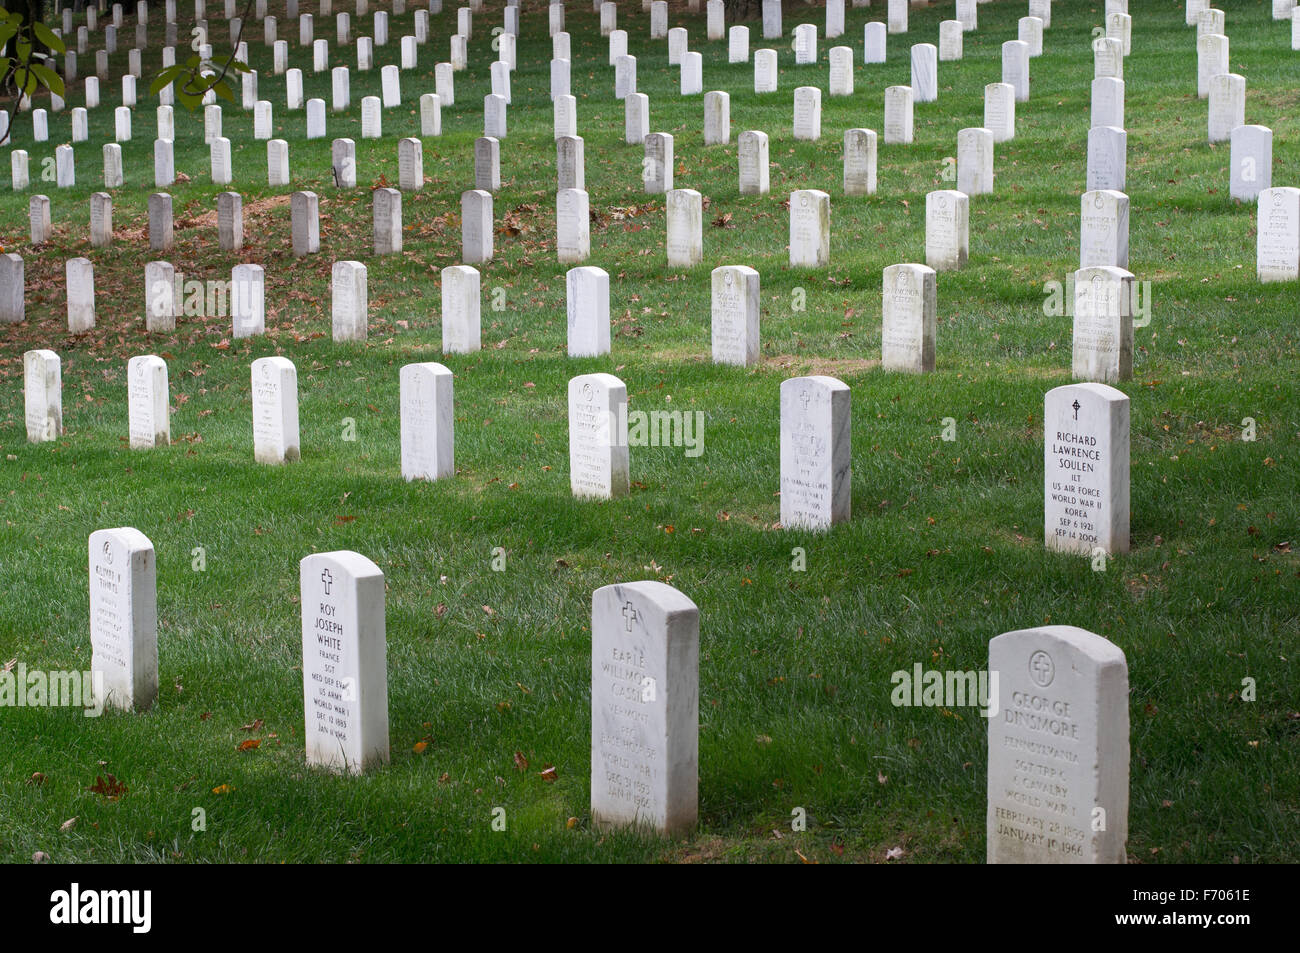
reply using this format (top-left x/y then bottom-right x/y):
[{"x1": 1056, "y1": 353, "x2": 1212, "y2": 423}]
[
  {"x1": 44, "y1": 0, "x2": 1300, "y2": 132},
  {"x1": 22, "y1": 0, "x2": 1033, "y2": 141},
  {"x1": 18, "y1": 296, "x2": 1132, "y2": 550},
  {"x1": 2, "y1": 0, "x2": 458, "y2": 129},
  {"x1": 12, "y1": 115, "x2": 447, "y2": 193},
  {"x1": 30, "y1": 6, "x2": 1040, "y2": 142},
  {"x1": 14, "y1": 12, "x2": 1289, "y2": 273},
  {"x1": 16, "y1": 26, "x2": 459, "y2": 128},
  {"x1": 15, "y1": 176, "x2": 1300, "y2": 344},
  {"x1": 14, "y1": 170, "x2": 1298, "y2": 347},
  {"x1": 80, "y1": 524, "x2": 1130, "y2": 860},
  {"x1": 8, "y1": 0, "x2": 1040, "y2": 164}
]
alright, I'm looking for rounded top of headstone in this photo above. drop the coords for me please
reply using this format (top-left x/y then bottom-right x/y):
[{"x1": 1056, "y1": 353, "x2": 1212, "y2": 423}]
[
  {"x1": 989, "y1": 624, "x2": 1127, "y2": 670},
  {"x1": 569, "y1": 371, "x2": 626, "y2": 394},
  {"x1": 593, "y1": 580, "x2": 698, "y2": 619},
  {"x1": 299, "y1": 549, "x2": 384, "y2": 582},
  {"x1": 89, "y1": 526, "x2": 155, "y2": 555},
  {"x1": 780, "y1": 374, "x2": 850, "y2": 397},
  {"x1": 1045, "y1": 380, "x2": 1129, "y2": 406}
]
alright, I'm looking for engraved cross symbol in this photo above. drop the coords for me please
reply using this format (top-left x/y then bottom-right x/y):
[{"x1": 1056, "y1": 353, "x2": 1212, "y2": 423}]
[
  {"x1": 321, "y1": 568, "x2": 333, "y2": 595},
  {"x1": 1072, "y1": 399, "x2": 1081, "y2": 420},
  {"x1": 622, "y1": 602, "x2": 637, "y2": 631},
  {"x1": 1029, "y1": 655, "x2": 1050, "y2": 686},
  {"x1": 799, "y1": 389, "x2": 811, "y2": 410}
]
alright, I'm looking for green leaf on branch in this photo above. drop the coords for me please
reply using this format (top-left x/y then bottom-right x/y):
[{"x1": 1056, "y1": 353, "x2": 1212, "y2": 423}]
[
  {"x1": 207, "y1": 77, "x2": 232, "y2": 103},
  {"x1": 32, "y1": 21, "x2": 66, "y2": 55},
  {"x1": 28, "y1": 63, "x2": 63, "y2": 98},
  {"x1": 150, "y1": 64, "x2": 187, "y2": 96}
]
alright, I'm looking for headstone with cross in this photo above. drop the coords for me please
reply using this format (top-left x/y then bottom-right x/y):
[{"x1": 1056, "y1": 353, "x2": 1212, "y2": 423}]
[
  {"x1": 882, "y1": 262, "x2": 938, "y2": 371},
  {"x1": 987, "y1": 625, "x2": 1129, "y2": 863},
  {"x1": 251, "y1": 356, "x2": 301, "y2": 465},
  {"x1": 300, "y1": 551, "x2": 389, "y2": 773},
  {"x1": 1072, "y1": 266, "x2": 1134, "y2": 383},
  {"x1": 89, "y1": 527, "x2": 158, "y2": 712},
  {"x1": 568, "y1": 373, "x2": 629, "y2": 499},
  {"x1": 780, "y1": 375, "x2": 851, "y2": 530},
  {"x1": 591, "y1": 581, "x2": 699, "y2": 835},
  {"x1": 127, "y1": 355, "x2": 170, "y2": 449},
  {"x1": 1044, "y1": 383, "x2": 1130, "y2": 556},
  {"x1": 710, "y1": 265, "x2": 760, "y2": 366}
]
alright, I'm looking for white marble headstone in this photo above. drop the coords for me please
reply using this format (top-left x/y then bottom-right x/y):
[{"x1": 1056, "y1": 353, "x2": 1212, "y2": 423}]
[
  {"x1": 843, "y1": 128, "x2": 877, "y2": 196},
  {"x1": 24, "y1": 349, "x2": 61, "y2": 442},
  {"x1": 793, "y1": 85, "x2": 821, "y2": 141},
  {"x1": 789, "y1": 189, "x2": 830, "y2": 267},
  {"x1": 1072, "y1": 266, "x2": 1134, "y2": 385},
  {"x1": 127, "y1": 354, "x2": 170, "y2": 448},
  {"x1": 251, "y1": 356, "x2": 301, "y2": 463},
  {"x1": 883, "y1": 86, "x2": 913, "y2": 145},
  {"x1": 566, "y1": 266, "x2": 610, "y2": 357},
  {"x1": 882, "y1": 262, "x2": 938, "y2": 370},
  {"x1": 710, "y1": 265, "x2": 760, "y2": 366},
  {"x1": 1086, "y1": 126, "x2": 1126, "y2": 192},
  {"x1": 666, "y1": 188, "x2": 703, "y2": 267},
  {"x1": 373, "y1": 187, "x2": 402, "y2": 254},
  {"x1": 910, "y1": 43, "x2": 937, "y2": 102},
  {"x1": 461, "y1": 189, "x2": 493, "y2": 264},
  {"x1": 400, "y1": 362, "x2": 455, "y2": 481},
  {"x1": 229, "y1": 263, "x2": 265, "y2": 338},
  {"x1": 569, "y1": 373, "x2": 630, "y2": 499},
  {"x1": 957, "y1": 127, "x2": 994, "y2": 196},
  {"x1": 925, "y1": 191, "x2": 968, "y2": 272},
  {"x1": 780, "y1": 375, "x2": 851, "y2": 530},
  {"x1": 331, "y1": 260, "x2": 368, "y2": 342},
  {"x1": 557, "y1": 188, "x2": 591, "y2": 264},
  {"x1": 441, "y1": 264, "x2": 480, "y2": 353},
  {"x1": 300, "y1": 550, "x2": 389, "y2": 774},
  {"x1": 1080, "y1": 189, "x2": 1129, "y2": 269},
  {"x1": 66, "y1": 258, "x2": 96, "y2": 333},
  {"x1": 1230, "y1": 125, "x2": 1272, "y2": 203},
  {"x1": 1257, "y1": 187, "x2": 1300, "y2": 282},
  {"x1": 739, "y1": 129, "x2": 769, "y2": 195},
  {"x1": 590, "y1": 581, "x2": 699, "y2": 836},
  {"x1": 987, "y1": 625, "x2": 1128, "y2": 863},
  {"x1": 1044, "y1": 382, "x2": 1130, "y2": 556},
  {"x1": 89, "y1": 527, "x2": 158, "y2": 712}
]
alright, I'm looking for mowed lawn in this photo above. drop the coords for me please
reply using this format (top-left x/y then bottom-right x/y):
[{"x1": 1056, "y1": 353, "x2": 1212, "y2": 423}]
[{"x1": 0, "y1": 0, "x2": 1296, "y2": 863}]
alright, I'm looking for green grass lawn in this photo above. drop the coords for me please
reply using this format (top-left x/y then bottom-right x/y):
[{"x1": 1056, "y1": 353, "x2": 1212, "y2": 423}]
[{"x1": 0, "y1": 0, "x2": 1297, "y2": 863}]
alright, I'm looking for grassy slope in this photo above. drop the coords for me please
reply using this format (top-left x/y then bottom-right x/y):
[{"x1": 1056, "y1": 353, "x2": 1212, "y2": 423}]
[{"x1": 0, "y1": 0, "x2": 1296, "y2": 863}]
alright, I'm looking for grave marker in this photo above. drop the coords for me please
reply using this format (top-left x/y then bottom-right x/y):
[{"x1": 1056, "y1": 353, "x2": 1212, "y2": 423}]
[
  {"x1": 1080, "y1": 189, "x2": 1130, "y2": 269},
  {"x1": 400, "y1": 362, "x2": 455, "y2": 481},
  {"x1": 331, "y1": 260, "x2": 368, "y2": 341},
  {"x1": 1043, "y1": 382, "x2": 1130, "y2": 556},
  {"x1": 24, "y1": 349, "x2": 61, "y2": 442},
  {"x1": 710, "y1": 264, "x2": 760, "y2": 366},
  {"x1": 780, "y1": 375, "x2": 851, "y2": 530},
  {"x1": 590, "y1": 581, "x2": 699, "y2": 836},
  {"x1": 566, "y1": 266, "x2": 610, "y2": 357},
  {"x1": 89, "y1": 527, "x2": 158, "y2": 712},
  {"x1": 251, "y1": 356, "x2": 301, "y2": 463},
  {"x1": 440, "y1": 264, "x2": 481, "y2": 353},
  {"x1": 987, "y1": 625, "x2": 1129, "y2": 864},
  {"x1": 569, "y1": 373, "x2": 630, "y2": 499},
  {"x1": 127, "y1": 354, "x2": 170, "y2": 448},
  {"x1": 666, "y1": 188, "x2": 703, "y2": 267},
  {"x1": 882, "y1": 262, "x2": 938, "y2": 371},
  {"x1": 300, "y1": 551, "x2": 390, "y2": 774}
]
